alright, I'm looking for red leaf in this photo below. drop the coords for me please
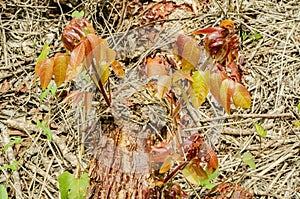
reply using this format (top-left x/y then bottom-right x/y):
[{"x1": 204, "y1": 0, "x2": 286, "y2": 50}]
[
  {"x1": 39, "y1": 58, "x2": 54, "y2": 90},
  {"x1": 193, "y1": 27, "x2": 223, "y2": 35},
  {"x1": 70, "y1": 40, "x2": 85, "y2": 68},
  {"x1": 206, "y1": 145, "x2": 218, "y2": 170},
  {"x1": 53, "y1": 53, "x2": 69, "y2": 87},
  {"x1": 232, "y1": 83, "x2": 251, "y2": 108},
  {"x1": 219, "y1": 78, "x2": 235, "y2": 114}
]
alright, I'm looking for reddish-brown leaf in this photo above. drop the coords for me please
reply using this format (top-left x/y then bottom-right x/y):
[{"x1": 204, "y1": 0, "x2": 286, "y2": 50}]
[
  {"x1": 151, "y1": 142, "x2": 172, "y2": 162},
  {"x1": 232, "y1": 83, "x2": 251, "y2": 108},
  {"x1": 39, "y1": 58, "x2": 54, "y2": 90},
  {"x1": 86, "y1": 33, "x2": 103, "y2": 65},
  {"x1": 206, "y1": 145, "x2": 218, "y2": 170},
  {"x1": 181, "y1": 38, "x2": 202, "y2": 70},
  {"x1": 210, "y1": 71, "x2": 226, "y2": 105},
  {"x1": 70, "y1": 40, "x2": 85, "y2": 69},
  {"x1": 193, "y1": 27, "x2": 223, "y2": 35},
  {"x1": 219, "y1": 78, "x2": 235, "y2": 114},
  {"x1": 146, "y1": 56, "x2": 170, "y2": 77},
  {"x1": 111, "y1": 60, "x2": 124, "y2": 78},
  {"x1": 53, "y1": 53, "x2": 69, "y2": 87}
]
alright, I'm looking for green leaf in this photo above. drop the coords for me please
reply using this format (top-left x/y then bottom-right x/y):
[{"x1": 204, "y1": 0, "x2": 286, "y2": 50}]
[
  {"x1": 199, "y1": 168, "x2": 219, "y2": 189},
  {"x1": 36, "y1": 120, "x2": 52, "y2": 141},
  {"x1": 0, "y1": 161, "x2": 19, "y2": 171},
  {"x1": 0, "y1": 184, "x2": 8, "y2": 199},
  {"x1": 68, "y1": 173, "x2": 89, "y2": 199},
  {"x1": 58, "y1": 171, "x2": 74, "y2": 199},
  {"x1": 37, "y1": 43, "x2": 50, "y2": 63},
  {"x1": 2, "y1": 137, "x2": 22, "y2": 153},
  {"x1": 253, "y1": 30, "x2": 262, "y2": 40},
  {"x1": 190, "y1": 70, "x2": 210, "y2": 108},
  {"x1": 40, "y1": 83, "x2": 51, "y2": 102},
  {"x1": 297, "y1": 102, "x2": 300, "y2": 112},
  {"x1": 242, "y1": 31, "x2": 248, "y2": 41},
  {"x1": 72, "y1": 10, "x2": 84, "y2": 19},
  {"x1": 58, "y1": 171, "x2": 89, "y2": 199},
  {"x1": 242, "y1": 152, "x2": 256, "y2": 169},
  {"x1": 254, "y1": 123, "x2": 267, "y2": 138}
]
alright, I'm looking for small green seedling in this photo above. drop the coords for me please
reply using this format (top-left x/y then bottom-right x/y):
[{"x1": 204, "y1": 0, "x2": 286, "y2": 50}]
[
  {"x1": 0, "y1": 160, "x2": 19, "y2": 172},
  {"x1": 58, "y1": 171, "x2": 89, "y2": 199},
  {"x1": 36, "y1": 120, "x2": 52, "y2": 141},
  {"x1": 254, "y1": 123, "x2": 267, "y2": 138},
  {"x1": 0, "y1": 184, "x2": 8, "y2": 199},
  {"x1": 2, "y1": 137, "x2": 22, "y2": 153},
  {"x1": 242, "y1": 151, "x2": 256, "y2": 169},
  {"x1": 71, "y1": 10, "x2": 84, "y2": 19}
]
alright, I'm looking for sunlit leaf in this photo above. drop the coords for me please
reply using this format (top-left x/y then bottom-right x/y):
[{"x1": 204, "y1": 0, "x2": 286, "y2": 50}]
[
  {"x1": 0, "y1": 184, "x2": 8, "y2": 199},
  {"x1": 157, "y1": 75, "x2": 171, "y2": 98},
  {"x1": 53, "y1": 53, "x2": 69, "y2": 87},
  {"x1": 182, "y1": 159, "x2": 208, "y2": 185},
  {"x1": 242, "y1": 151, "x2": 256, "y2": 169},
  {"x1": 219, "y1": 19, "x2": 234, "y2": 31},
  {"x1": 232, "y1": 83, "x2": 251, "y2": 109},
  {"x1": 146, "y1": 56, "x2": 169, "y2": 77},
  {"x1": 58, "y1": 171, "x2": 73, "y2": 199},
  {"x1": 254, "y1": 123, "x2": 267, "y2": 138},
  {"x1": 86, "y1": 33, "x2": 102, "y2": 65},
  {"x1": 292, "y1": 120, "x2": 300, "y2": 127},
  {"x1": 68, "y1": 172, "x2": 89, "y2": 199},
  {"x1": 72, "y1": 10, "x2": 84, "y2": 19},
  {"x1": 297, "y1": 102, "x2": 300, "y2": 112},
  {"x1": 70, "y1": 41, "x2": 85, "y2": 69},
  {"x1": 39, "y1": 58, "x2": 54, "y2": 90},
  {"x1": 172, "y1": 70, "x2": 193, "y2": 83},
  {"x1": 190, "y1": 70, "x2": 210, "y2": 108},
  {"x1": 111, "y1": 60, "x2": 124, "y2": 78},
  {"x1": 199, "y1": 168, "x2": 219, "y2": 189},
  {"x1": 220, "y1": 78, "x2": 235, "y2": 114},
  {"x1": 159, "y1": 155, "x2": 173, "y2": 173},
  {"x1": 37, "y1": 43, "x2": 50, "y2": 63}
]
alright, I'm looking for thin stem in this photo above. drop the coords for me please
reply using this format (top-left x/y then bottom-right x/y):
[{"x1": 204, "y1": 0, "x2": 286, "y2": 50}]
[
  {"x1": 163, "y1": 161, "x2": 188, "y2": 183},
  {"x1": 90, "y1": 58, "x2": 111, "y2": 106}
]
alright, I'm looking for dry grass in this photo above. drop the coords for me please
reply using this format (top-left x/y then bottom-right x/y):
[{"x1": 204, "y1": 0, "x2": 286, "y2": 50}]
[{"x1": 0, "y1": 0, "x2": 299, "y2": 198}]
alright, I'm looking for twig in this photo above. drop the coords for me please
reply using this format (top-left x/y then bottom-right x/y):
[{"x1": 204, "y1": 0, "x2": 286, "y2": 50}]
[
  {"x1": 0, "y1": 122, "x2": 23, "y2": 198},
  {"x1": 199, "y1": 112, "x2": 293, "y2": 123}
]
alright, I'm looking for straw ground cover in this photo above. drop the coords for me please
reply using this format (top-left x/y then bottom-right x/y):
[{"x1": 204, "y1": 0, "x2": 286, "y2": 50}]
[{"x1": 0, "y1": 0, "x2": 299, "y2": 198}]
